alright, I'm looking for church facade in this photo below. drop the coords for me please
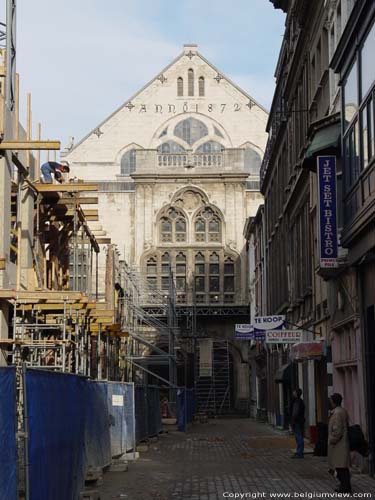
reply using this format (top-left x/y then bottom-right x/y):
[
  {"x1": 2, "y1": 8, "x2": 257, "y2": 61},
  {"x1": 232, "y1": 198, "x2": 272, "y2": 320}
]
[{"x1": 64, "y1": 44, "x2": 268, "y2": 410}]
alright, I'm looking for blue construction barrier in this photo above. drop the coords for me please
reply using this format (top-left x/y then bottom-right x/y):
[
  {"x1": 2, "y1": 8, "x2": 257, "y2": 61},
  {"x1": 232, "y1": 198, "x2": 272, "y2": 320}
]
[
  {"x1": 106, "y1": 382, "x2": 135, "y2": 457},
  {"x1": 135, "y1": 385, "x2": 162, "y2": 443},
  {"x1": 25, "y1": 369, "x2": 87, "y2": 500},
  {"x1": 84, "y1": 381, "x2": 111, "y2": 469},
  {"x1": 146, "y1": 386, "x2": 162, "y2": 436},
  {"x1": 135, "y1": 386, "x2": 148, "y2": 443},
  {"x1": 0, "y1": 367, "x2": 17, "y2": 500},
  {"x1": 177, "y1": 388, "x2": 195, "y2": 432}
]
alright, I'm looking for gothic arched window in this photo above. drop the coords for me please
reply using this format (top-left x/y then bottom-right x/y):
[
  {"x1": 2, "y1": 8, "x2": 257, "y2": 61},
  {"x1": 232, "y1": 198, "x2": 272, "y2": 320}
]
[
  {"x1": 174, "y1": 118, "x2": 208, "y2": 146},
  {"x1": 244, "y1": 147, "x2": 262, "y2": 174},
  {"x1": 160, "y1": 208, "x2": 186, "y2": 243},
  {"x1": 161, "y1": 252, "x2": 171, "y2": 290},
  {"x1": 120, "y1": 149, "x2": 137, "y2": 175},
  {"x1": 176, "y1": 252, "x2": 186, "y2": 292},
  {"x1": 194, "y1": 207, "x2": 221, "y2": 242},
  {"x1": 209, "y1": 252, "x2": 220, "y2": 296},
  {"x1": 199, "y1": 76, "x2": 205, "y2": 97},
  {"x1": 157, "y1": 141, "x2": 185, "y2": 154},
  {"x1": 177, "y1": 77, "x2": 183, "y2": 97},
  {"x1": 146, "y1": 257, "x2": 157, "y2": 290},
  {"x1": 224, "y1": 256, "x2": 235, "y2": 302},
  {"x1": 188, "y1": 69, "x2": 194, "y2": 96},
  {"x1": 196, "y1": 141, "x2": 223, "y2": 153}
]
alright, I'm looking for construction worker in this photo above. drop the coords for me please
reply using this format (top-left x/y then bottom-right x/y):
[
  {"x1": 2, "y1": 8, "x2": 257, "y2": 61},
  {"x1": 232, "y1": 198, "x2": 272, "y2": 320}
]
[{"x1": 40, "y1": 161, "x2": 70, "y2": 184}]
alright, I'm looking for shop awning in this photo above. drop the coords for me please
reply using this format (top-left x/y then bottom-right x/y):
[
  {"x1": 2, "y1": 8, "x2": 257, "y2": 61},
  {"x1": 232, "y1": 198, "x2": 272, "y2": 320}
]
[
  {"x1": 290, "y1": 341, "x2": 325, "y2": 361},
  {"x1": 274, "y1": 363, "x2": 292, "y2": 384},
  {"x1": 305, "y1": 122, "x2": 341, "y2": 159}
]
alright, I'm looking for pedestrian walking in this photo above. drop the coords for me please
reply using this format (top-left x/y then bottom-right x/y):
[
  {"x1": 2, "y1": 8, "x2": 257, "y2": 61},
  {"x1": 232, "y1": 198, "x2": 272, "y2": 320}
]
[
  {"x1": 328, "y1": 393, "x2": 352, "y2": 494},
  {"x1": 290, "y1": 388, "x2": 305, "y2": 458},
  {"x1": 40, "y1": 161, "x2": 70, "y2": 183}
]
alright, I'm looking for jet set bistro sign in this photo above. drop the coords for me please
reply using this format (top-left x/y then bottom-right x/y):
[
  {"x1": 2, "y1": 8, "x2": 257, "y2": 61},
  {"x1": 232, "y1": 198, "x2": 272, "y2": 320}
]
[
  {"x1": 317, "y1": 156, "x2": 338, "y2": 269},
  {"x1": 235, "y1": 316, "x2": 303, "y2": 343}
]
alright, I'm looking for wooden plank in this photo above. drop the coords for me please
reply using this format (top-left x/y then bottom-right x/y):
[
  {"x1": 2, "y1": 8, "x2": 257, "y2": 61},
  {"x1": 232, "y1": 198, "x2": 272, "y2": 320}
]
[
  {"x1": 21, "y1": 302, "x2": 97, "y2": 312},
  {"x1": 0, "y1": 140, "x2": 61, "y2": 150},
  {"x1": 34, "y1": 183, "x2": 98, "y2": 193},
  {"x1": 96, "y1": 238, "x2": 111, "y2": 244},
  {"x1": 56, "y1": 197, "x2": 98, "y2": 205},
  {"x1": 0, "y1": 290, "x2": 85, "y2": 301}
]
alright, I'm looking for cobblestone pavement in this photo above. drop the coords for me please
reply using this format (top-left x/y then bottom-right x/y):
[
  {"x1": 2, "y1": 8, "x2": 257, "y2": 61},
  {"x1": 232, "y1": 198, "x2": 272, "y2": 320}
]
[{"x1": 97, "y1": 418, "x2": 375, "y2": 500}]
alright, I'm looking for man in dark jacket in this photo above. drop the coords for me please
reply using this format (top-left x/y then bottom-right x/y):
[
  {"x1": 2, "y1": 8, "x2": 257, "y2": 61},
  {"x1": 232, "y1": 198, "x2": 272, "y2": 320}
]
[
  {"x1": 40, "y1": 161, "x2": 70, "y2": 183},
  {"x1": 290, "y1": 388, "x2": 305, "y2": 458}
]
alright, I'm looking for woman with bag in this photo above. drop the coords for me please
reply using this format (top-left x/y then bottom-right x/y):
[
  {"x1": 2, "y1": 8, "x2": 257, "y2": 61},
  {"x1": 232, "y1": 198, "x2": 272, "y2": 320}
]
[{"x1": 328, "y1": 393, "x2": 352, "y2": 494}]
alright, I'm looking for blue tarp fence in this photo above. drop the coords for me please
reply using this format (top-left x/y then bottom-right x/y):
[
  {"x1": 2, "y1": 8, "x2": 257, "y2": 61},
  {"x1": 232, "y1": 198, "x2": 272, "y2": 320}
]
[
  {"x1": 0, "y1": 367, "x2": 17, "y2": 500},
  {"x1": 84, "y1": 381, "x2": 111, "y2": 469},
  {"x1": 106, "y1": 382, "x2": 135, "y2": 457},
  {"x1": 135, "y1": 385, "x2": 163, "y2": 443},
  {"x1": 177, "y1": 388, "x2": 195, "y2": 432},
  {"x1": 25, "y1": 369, "x2": 87, "y2": 500}
]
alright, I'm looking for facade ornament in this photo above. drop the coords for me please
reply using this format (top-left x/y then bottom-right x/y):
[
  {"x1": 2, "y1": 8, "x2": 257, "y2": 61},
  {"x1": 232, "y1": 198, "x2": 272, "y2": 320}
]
[
  {"x1": 157, "y1": 74, "x2": 167, "y2": 84},
  {"x1": 185, "y1": 50, "x2": 195, "y2": 60},
  {"x1": 125, "y1": 101, "x2": 135, "y2": 111},
  {"x1": 214, "y1": 73, "x2": 224, "y2": 83},
  {"x1": 93, "y1": 127, "x2": 103, "y2": 138},
  {"x1": 246, "y1": 99, "x2": 255, "y2": 110}
]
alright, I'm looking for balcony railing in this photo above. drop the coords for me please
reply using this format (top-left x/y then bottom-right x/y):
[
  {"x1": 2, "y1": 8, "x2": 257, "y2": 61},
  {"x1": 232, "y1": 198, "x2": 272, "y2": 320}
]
[{"x1": 157, "y1": 152, "x2": 223, "y2": 168}]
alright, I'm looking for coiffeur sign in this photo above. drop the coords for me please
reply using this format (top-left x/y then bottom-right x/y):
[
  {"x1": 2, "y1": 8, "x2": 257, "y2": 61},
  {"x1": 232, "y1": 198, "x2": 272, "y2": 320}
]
[{"x1": 265, "y1": 330, "x2": 303, "y2": 344}]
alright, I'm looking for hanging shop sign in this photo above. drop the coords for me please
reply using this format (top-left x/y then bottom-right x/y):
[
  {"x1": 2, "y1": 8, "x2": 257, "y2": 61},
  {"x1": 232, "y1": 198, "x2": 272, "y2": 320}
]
[
  {"x1": 290, "y1": 341, "x2": 324, "y2": 361},
  {"x1": 317, "y1": 156, "x2": 338, "y2": 268},
  {"x1": 265, "y1": 330, "x2": 303, "y2": 344},
  {"x1": 234, "y1": 324, "x2": 265, "y2": 341},
  {"x1": 253, "y1": 315, "x2": 285, "y2": 331}
]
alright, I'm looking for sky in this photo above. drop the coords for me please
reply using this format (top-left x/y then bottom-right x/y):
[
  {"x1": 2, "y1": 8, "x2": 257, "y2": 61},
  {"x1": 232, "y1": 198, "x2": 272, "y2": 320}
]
[{"x1": 1, "y1": 0, "x2": 285, "y2": 150}]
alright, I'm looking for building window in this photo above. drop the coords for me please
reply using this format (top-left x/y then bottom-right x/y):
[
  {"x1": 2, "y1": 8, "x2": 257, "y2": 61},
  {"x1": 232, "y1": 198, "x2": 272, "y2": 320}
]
[
  {"x1": 146, "y1": 257, "x2": 157, "y2": 290},
  {"x1": 361, "y1": 21, "x2": 375, "y2": 99},
  {"x1": 343, "y1": 61, "x2": 358, "y2": 129},
  {"x1": 196, "y1": 141, "x2": 223, "y2": 153},
  {"x1": 209, "y1": 252, "x2": 220, "y2": 295},
  {"x1": 214, "y1": 126, "x2": 224, "y2": 138},
  {"x1": 188, "y1": 68, "x2": 194, "y2": 96},
  {"x1": 174, "y1": 118, "x2": 208, "y2": 146},
  {"x1": 224, "y1": 257, "x2": 235, "y2": 294},
  {"x1": 157, "y1": 141, "x2": 185, "y2": 153},
  {"x1": 160, "y1": 218, "x2": 172, "y2": 242},
  {"x1": 177, "y1": 77, "x2": 183, "y2": 97},
  {"x1": 176, "y1": 252, "x2": 186, "y2": 292},
  {"x1": 194, "y1": 252, "x2": 205, "y2": 290},
  {"x1": 194, "y1": 207, "x2": 221, "y2": 242},
  {"x1": 160, "y1": 207, "x2": 187, "y2": 243},
  {"x1": 199, "y1": 76, "x2": 205, "y2": 97},
  {"x1": 161, "y1": 253, "x2": 170, "y2": 290},
  {"x1": 244, "y1": 147, "x2": 262, "y2": 174},
  {"x1": 120, "y1": 149, "x2": 137, "y2": 175}
]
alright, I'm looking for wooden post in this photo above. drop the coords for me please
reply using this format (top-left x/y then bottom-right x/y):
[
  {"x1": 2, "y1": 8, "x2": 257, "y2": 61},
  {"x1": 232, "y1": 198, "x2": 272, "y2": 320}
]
[
  {"x1": 15, "y1": 73, "x2": 19, "y2": 139},
  {"x1": 37, "y1": 123, "x2": 41, "y2": 172}
]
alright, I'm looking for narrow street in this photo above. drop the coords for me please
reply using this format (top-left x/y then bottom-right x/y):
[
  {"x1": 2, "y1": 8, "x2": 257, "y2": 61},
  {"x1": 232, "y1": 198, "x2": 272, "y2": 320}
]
[{"x1": 98, "y1": 419, "x2": 375, "y2": 499}]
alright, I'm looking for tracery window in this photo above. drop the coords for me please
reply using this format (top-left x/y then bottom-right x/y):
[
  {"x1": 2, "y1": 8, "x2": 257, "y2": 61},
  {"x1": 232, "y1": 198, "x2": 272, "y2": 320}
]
[
  {"x1": 146, "y1": 257, "x2": 157, "y2": 290},
  {"x1": 120, "y1": 149, "x2": 137, "y2": 175},
  {"x1": 177, "y1": 77, "x2": 183, "y2": 97},
  {"x1": 174, "y1": 118, "x2": 208, "y2": 146},
  {"x1": 176, "y1": 252, "x2": 187, "y2": 293},
  {"x1": 196, "y1": 141, "x2": 223, "y2": 153},
  {"x1": 160, "y1": 207, "x2": 187, "y2": 243},
  {"x1": 157, "y1": 141, "x2": 185, "y2": 154},
  {"x1": 161, "y1": 252, "x2": 171, "y2": 290},
  {"x1": 194, "y1": 207, "x2": 221, "y2": 242},
  {"x1": 209, "y1": 252, "x2": 220, "y2": 296},
  {"x1": 244, "y1": 147, "x2": 262, "y2": 174},
  {"x1": 188, "y1": 69, "x2": 194, "y2": 96},
  {"x1": 224, "y1": 257, "x2": 235, "y2": 302},
  {"x1": 199, "y1": 76, "x2": 205, "y2": 97}
]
